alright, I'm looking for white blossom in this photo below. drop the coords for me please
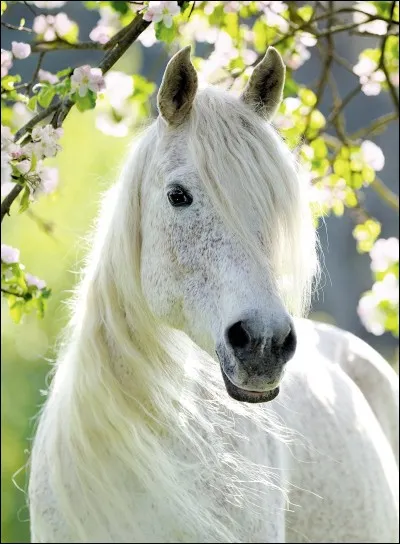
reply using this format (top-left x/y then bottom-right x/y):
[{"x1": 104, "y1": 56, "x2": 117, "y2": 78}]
[
  {"x1": 15, "y1": 159, "x2": 31, "y2": 174},
  {"x1": 372, "y1": 273, "x2": 399, "y2": 305},
  {"x1": 143, "y1": 1, "x2": 181, "y2": 28},
  {"x1": 370, "y1": 237, "x2": 399, "y2": 273},
  {"x1": 11, "y1": 41, "x2": 31, "y2": 60},
  {"x1": 353, "y1": 2, "x2": 388, "y2": 36},
  {"x1": 25, "y1": 273, "x2": 46, "y2": 290},
  {"x1": 260, "y1": 1, "x2": 289, "y2": 33},
  {"x1": 33, "y1": 13, "x2": 74, "y2": 42},
  {"x1": 38, "y1": 69, "x2": 59, "y2": 84},
  {"x1": 37, "y1": 165, "x2": 59, "y2": 195},
  {"x1": 12, "y1": 102, "x2": 33, "y2": 130},
  {"x1": 26, "y1": 124, "x2": 63, "y2": 159},
  {"x1": 1, "y1": 151, "x2": 12, "y2": 186},
  {"x1": 30, "y1": 1, "x2": 66, "y2": 8},
  {"x1": 357, "y1": 292, "x2": 387, "y2": 335},
  {"x1": 104, "y1": 71, "x2": 133, "y2": 110},
  {"x1": 283, "y1": 33, "x2": 316, "y2": 70},
  {"x1": 360, "y1": 140, "x2": 385, "y2": 171},
  {"x1": 137, "y1": 25, "x2": 158, "y2": 48},
  {"x1": 1, "y1": 49, "x2": 13, "y2": 78},
  {"x1": 89, "y1": 6, "x2": 122, "y2": 45},
  {"x1": 1, "y1": 244, "x2": 20, "y2": 264},
  {"x1": 353, "y1": 56, "x2": 385, "y2": 96},
  {"x1": 71, "y1": 65, "x2": 105, "y2": 97}
]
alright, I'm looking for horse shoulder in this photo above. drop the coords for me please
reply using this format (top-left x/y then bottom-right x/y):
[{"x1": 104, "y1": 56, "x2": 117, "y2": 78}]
[
  {"x1": 309, "y1": 319, "x2": 399, "y2": 464},
  {"x1": 279, "y1": 321, "x2": 399, "y2": 542}
]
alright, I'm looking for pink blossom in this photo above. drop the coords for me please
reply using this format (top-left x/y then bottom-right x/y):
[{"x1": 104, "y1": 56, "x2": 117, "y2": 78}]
[
  {"x1": 38, "y1": 69, "x2": 59, "y2": 84},
  {"x1": 71, "y1": 65, "x2": 105, "y2": 97},
  {"x1": 11, "y1": 41, "x2": 31, "y2": 60},
  {"x1": 1, "y1": 49, "x2": 13, "y2": 78},
  {"x1": 25, "y1": 273, "x2": 46, "y2": 290},
  {"x1": 33, "y1": 13, "x2": 74, "y2": 42},
  {"x1": 1, "y1": 244, "x2": 20, "y2": 264},
  {"x1": 143, "y1": 1, "x2": 181, "y2": 28}
]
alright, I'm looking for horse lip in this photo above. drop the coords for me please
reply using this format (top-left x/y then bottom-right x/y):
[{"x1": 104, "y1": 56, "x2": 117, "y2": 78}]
[{"x1": 215, "y1": 350, "x2": 280, "y2": 404}]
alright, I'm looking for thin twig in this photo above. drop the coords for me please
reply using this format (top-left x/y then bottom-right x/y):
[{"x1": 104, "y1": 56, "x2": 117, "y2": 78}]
[
  {"x1": 23, "y1": 0, "x2": 37, "y2": 16},
  {"x1": 1, "y1": 21, "x2": 33, "y2": 33},
  {"x1": 351, "y1": 112, "x2": 399, "y2": 140},
  {"x1": 1, "y1": 288, "x2": 25, "y2": 298},
  {"x1": 27, "y1": 52, "x2": 45, "y2": 95},
  {"x1": 327, "y1": 84, "x2": 362, "y2": 124},
  {"x1": 370, "y1": 178, "x2": 400, "y2": 212}
]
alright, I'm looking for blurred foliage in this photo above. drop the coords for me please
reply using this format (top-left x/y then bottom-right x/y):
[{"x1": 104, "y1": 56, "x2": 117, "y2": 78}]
[{"x1": 1, "y1": 108, "x2": 130, "y2": 543}]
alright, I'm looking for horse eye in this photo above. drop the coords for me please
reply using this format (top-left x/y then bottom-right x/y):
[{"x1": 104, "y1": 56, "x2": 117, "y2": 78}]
[{"x1": 167, "y1": 185, "x2": 193, "y2": 207}]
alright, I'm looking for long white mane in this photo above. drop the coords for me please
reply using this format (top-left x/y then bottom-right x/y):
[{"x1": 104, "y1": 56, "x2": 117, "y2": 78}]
[{"x1": 30, "y1": 88, "x2": 319, "y2": 542}]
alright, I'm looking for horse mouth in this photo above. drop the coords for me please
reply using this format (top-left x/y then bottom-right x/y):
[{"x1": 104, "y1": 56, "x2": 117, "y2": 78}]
[{"x1": 217, "y1": 358, "x2": 280, "y2": 404}]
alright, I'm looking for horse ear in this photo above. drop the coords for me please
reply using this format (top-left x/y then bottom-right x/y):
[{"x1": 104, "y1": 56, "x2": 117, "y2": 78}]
[
  {"x1": 157, "y1": 46, "x2": 198, "y2": 126},
  {"x1": 241, "y1": 47, "x2": 285, "y2": 121}
]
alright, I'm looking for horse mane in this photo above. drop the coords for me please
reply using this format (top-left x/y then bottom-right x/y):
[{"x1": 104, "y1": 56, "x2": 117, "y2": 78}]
[{"x1": 29, "y1": 87, "x2": 318, "y2": 542}]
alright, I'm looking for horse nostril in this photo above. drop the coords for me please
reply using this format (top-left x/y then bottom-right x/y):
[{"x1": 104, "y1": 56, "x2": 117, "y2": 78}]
[
  {"x1": 227, "y1": 321, "x2": 251, "y2": 350},
  {"x1": 281, "y1": 326, "x2": 297, "y2": 360}
]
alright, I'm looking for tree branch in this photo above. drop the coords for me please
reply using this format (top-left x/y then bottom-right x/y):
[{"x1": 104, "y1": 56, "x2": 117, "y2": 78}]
[
  {"x1": 2, "y1": 12, "x2": 153, "y2": 223},
  {"x1": 31, "y1": 40, "x2": 104, "y2": 53}
]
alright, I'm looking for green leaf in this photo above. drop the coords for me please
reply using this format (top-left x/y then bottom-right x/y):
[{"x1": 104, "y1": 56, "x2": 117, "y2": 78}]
[
  {"x1": 56, "y1": 67, "x2": 73, "y2": 78},
  {"x1": 72, "y1": 90, "x2": 97, "y2": 112},
  {"x1": 28, "y1": 95, "x2": 38, "y2": 112},
  {"x1": 1, "y1": 74, "x2": 22, "y2": 91},
  {"x1": 154, "y1": 21, "x2": 177, "y2": 44},
  {"x1": 19, "y1": 186, "x2": 31, "y2": 214},
  {"x1": 110, "y1": 1, "x2": 129, "y2": 14},
  {"x1": 61, "y1": 22, "x2": 79, "y2": 45},
  {"x1": 37, "y1": 85, "x2": 56, "y2": 108},
  {"x1": 9, "y1": 300, "x2": 24, "y2": 324},
  {"x1": 297, "y1": 5, "x2": 314, "y2": 21}
]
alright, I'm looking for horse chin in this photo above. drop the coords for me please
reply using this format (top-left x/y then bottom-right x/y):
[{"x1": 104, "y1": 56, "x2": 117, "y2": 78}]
[{"x1": 216, "y1": 352, "x2": 280, "y2": 404}]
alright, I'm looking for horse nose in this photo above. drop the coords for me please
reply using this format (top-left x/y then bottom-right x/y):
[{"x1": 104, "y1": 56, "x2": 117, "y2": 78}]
[{"x1": 225, "y1": 317, "x2": 297, "y2": 375}]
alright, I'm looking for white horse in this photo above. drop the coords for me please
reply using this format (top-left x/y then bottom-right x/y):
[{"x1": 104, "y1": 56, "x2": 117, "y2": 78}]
[{"x1": 28, "y1": 46, "x2": 399, "y2": 543}]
